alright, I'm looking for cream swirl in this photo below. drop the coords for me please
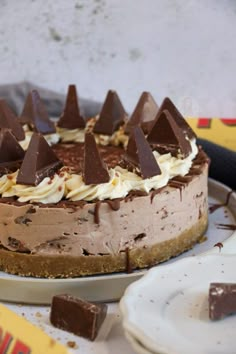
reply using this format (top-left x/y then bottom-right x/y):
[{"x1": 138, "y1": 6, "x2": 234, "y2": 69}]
[
  {"x1": 3, "y1": 172, "x2": 69, "y2": 204},
  {"x1": 94, "y1": 126, "x2": 129, "y2": 147},
  {"x1": 0, "y1": 172, "x2": 17, "y2": 194},
  {"x1": 20, "y1": 131, "x2": 60, "y2": 150},
  {"x1": 65, "y1": 139, "x2": 198, "y2": 201},
  {"x1": 57, "y1": 127, "x2": 85, "y2": 143}
]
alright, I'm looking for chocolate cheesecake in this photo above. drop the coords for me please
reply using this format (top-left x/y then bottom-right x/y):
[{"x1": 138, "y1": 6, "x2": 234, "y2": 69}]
[{"x1": 0, "y1": 87, "x2": 209, "y2": 278}]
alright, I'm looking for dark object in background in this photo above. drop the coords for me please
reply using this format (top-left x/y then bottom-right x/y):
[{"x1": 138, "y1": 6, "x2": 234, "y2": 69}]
[
  {"x1": 50, "y1": 294, "x2": 107, "y2": 341},
  {"x1": 0, "y1": 81, "x2": 102, "y2": 118},
  {"x1": 0, "y1": 82, "x2": 235, "y2": 190},
  {"x1": 198, "y1": 139, "x2": 236, "y2": 190},
  {"x1": 209, "y1": 282, "x2": 236, "y2": 320}
]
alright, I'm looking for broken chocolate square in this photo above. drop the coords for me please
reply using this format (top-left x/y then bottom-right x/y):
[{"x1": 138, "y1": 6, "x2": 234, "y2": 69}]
[
  {"x1": 16, "y1": 133, "x2": 63, "y2": 186},
  {"x1": 0, "y1": 99, "x2": 25, "y2": 141},
  {"x1": 50, "y1": 294, "x2": 107, "y2": 341},
  {"x1": 125, "y1": 92, "x2": 158, "y2": 134},
  {"x1": 124, "y1": 126, "x2": 161, "y2": 179},
  {"x1": 83, "y1": 133, "x2": 110, "y2": 185},
  {"x1": 19, "y1": 90, "x2": 56, "y2": 134},
  {"x1": 209, "y1": 282, "x2": 236, "y2": 320},
  {"x1": 93, "y1": 90, "x2": 127, "y2": 135},
  {"x1": 58, "y1": 85, "x2": 85, "y2": 129}
]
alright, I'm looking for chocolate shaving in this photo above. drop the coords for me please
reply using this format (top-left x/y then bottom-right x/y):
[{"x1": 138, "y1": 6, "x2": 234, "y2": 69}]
[
  {"x1": 58, "y1": 85, "x2": 85, "y2": 129},
  {"x1": 216, "y1": 224, "x2": 236, "y2": 231},
  {"x1": 124, "y1": 126, "x2": 161, "y2": 179},
  {"x1": 147, "y1": 110, "x2": 192, "y2": 158},
  {"x1": 0, "y1": 100, "x2": 25, "y2": 141},
  {"x1": 0, "y1": 129, "x2": 25, "y2": 176},
  {"x1": 19, "y1": 90, "x2": 56, "y2": 134},
  {"x1": 93, "y1": 90, "x2": 127, "y2": 135},
  {"x1": 156, "y1": 97, "x2": 196, "y2": 139},
  {"x1": 83, "y1": 133, "x2": 109, "y2": 185},
  {"x1": 213, "y1": 242, "x2": 223, "y2": 252},
  {"x1": 125, "y1": 92, "x2": 158, "y2": 134},
  {"x1": 17, "y1": 133, "x2": 63, "y2": 186}
]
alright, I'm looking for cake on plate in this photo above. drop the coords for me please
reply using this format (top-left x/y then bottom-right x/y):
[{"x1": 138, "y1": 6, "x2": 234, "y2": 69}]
[{"x1": 0, "y1": 86, "x2": 209, "y2": 277}]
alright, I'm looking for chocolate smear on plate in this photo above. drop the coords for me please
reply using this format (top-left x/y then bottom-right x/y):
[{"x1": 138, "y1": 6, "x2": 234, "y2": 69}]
[
  {"x1": 156, "y1": 97, "x2": 196, "y2": 139},
  {"x1": 209, "y1": 283, "x2": 236, "y2": 320},
  {"x1": 124, "y1": 126, "x2": 161, "y2": 179},
  {"x1": 58, "y1": 85, "x2": 85, "y2": 129},
  {"x1": 125, "y1": 92, "x2": 158, "y2": 134},
  {"x1": 83, "y1": 133, "x2": 109, "y2": 185},
  {"x1": 147, "y1": 110, "x2": 192, "y2": 158},
  {"x1": 216, "y1": 224, "x2": 236, "y2": 231},
  {"x1": 209, "y1": 190, "x2": 234, "y2": 213},
  {"x1": 17, "y1": 133, "x2": 63, "y2": 186},
  {"x1": 19, "y1": 90, "x2": 56, "y2": 134},
  {"x1": 50, "y1": 294, "x2": 107, "y2": 341},
  {"x1": 93, "y1": 90, "x2": 127, "y2": 135},
  {"x1": 0, "y1": 129, "x2": 25, "y2": 176},
  {"x1": 0, "y1": 100, "x2": 25, "y2": 141}
]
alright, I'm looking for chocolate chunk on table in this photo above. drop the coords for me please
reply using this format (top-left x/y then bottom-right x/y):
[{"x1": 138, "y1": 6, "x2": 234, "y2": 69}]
[
  {"x1": 209, "y1": 282, "x2": 236, "y2": 320},
  {"x1": 50, "y1": 294, "x2": 107, "y2": 341}
]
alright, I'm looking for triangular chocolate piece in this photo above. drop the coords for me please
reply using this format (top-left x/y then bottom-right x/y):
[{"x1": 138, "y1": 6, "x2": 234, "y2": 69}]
[
  {"x1": 0, "y1": 100, "x2": 25, "y2": 141},
  {"x1": 124, "y1": 126, "x2": 161, "y2": 179},
  {"x1": 157, "y1": 97, "x2": 196, "y2": 139},
  {"x1": 83, "y1": 133, "x2": 109, "y2": 185},
  {"x1": 93, "y1": 90, "x2": 127, "y2": 135},
  {"x1": 17, "y1": 133, "x2": 63, "y2": 186},
  {"x1": 147, "y1": 110, "x2": 192, "y2": 157},
  {"x1": 0, "y1": 128, "x2": 25, "y2": 176},
  {"x1": 19, "y1": 90, "x2": 56, "y2": 134},
  {"x1": 125, "y1": 92, "x2": 158, "y2": 134},
  {"x1": 58, "y1": 85, "x2": 85, "y2": 129}
]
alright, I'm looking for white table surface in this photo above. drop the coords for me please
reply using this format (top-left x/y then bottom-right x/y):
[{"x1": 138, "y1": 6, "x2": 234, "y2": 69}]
[{"x1": 3, "y1": 302, "x2": 136, "y2": 354}]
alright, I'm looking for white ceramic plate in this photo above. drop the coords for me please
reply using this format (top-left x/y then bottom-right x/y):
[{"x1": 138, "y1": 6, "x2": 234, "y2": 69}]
[
  {"x1": 120, "y1": 253, "x2": 236, "y2": 354},
  {"x1": 0, "y1": 179, "x2": 235, "y2": 304}
]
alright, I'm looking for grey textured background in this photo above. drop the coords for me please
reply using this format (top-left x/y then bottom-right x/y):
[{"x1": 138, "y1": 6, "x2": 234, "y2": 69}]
[{"x1": 0, "y1": 0, "x2": 236, "y2": 116}]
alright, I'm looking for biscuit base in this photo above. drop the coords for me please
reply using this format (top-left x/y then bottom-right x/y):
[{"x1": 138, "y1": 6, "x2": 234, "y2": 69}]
[{"x1": 0, "y1": 212, "x2": 208, "y2": 278}]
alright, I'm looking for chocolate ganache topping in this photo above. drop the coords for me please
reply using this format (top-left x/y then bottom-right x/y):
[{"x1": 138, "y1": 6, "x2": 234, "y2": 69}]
[
  {"x1": 0, "y1": 99, "x2": 25, "y2": 141},
  {"x1": 19, "y1": 90, "x2": 56, "y2": 134},
  {"x1": 0, "y1": 129, "x2": 25, "y2": 176},
  {"x1": 93, "y1": 90, "x2": 127, "y2": 135},
  {"x1": 16, "y1": 133, "x2": 63, "y2": 186},
  {"x1": 147, "y1": 109, "x2": 192, "y2": 158},
  {"x1": 125, "y1": 92, "x2": 159, "y2": 134},
  {"x1": 57, "y1": 84, "x2": 85, "y2": 129},
  {"x1": 124, "y1": 126, "x2": 161, "y2": 178},
  {"x1": 83, "y1": 132, "x2": 110, "y2": 185}
]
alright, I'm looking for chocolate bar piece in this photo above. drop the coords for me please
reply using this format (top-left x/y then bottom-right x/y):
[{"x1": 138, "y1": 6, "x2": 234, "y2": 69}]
[
  {"x1": 50, "y1": 294, "x2": 107, "y2": 341},
  {"x1": 209, "y1": 282, "x2": 236, "y2": 320}
]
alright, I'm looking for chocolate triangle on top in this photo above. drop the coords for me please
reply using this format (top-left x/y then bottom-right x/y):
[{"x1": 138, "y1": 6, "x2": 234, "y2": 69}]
[
  {"x1": 16, "y1": 133, "x2": 63, "y2": 186},
  {"x1": 19, "y1": 90, "x2": 56, "y2": 134},
  {"x1": 83, "y1": 133, "x2": 110, "y2": 185},
  {"x1": 157, "y1": 97, "x2": 196, "y2": 139},
  {"x1": 124, "y1": 126, "x2": 161, "y2": 179},
  {"x1": 93, "y1": 90, "x2": 127, "y2": 135},
  {"x1": 125, "y1": 92, "x2": 159, "y2": 134},
  {"x1": 58, "y1": 85, "x2": 85, "y2": 129},
  {"x1": 0, "y1": 99, "x2": 25, "y2": 141},
  {"x1": 0, "y1": 128, "x2": 25, "y2": 176},
  {"x1": 147, "y1": 110, "x2": 192, "y2": 158}
]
